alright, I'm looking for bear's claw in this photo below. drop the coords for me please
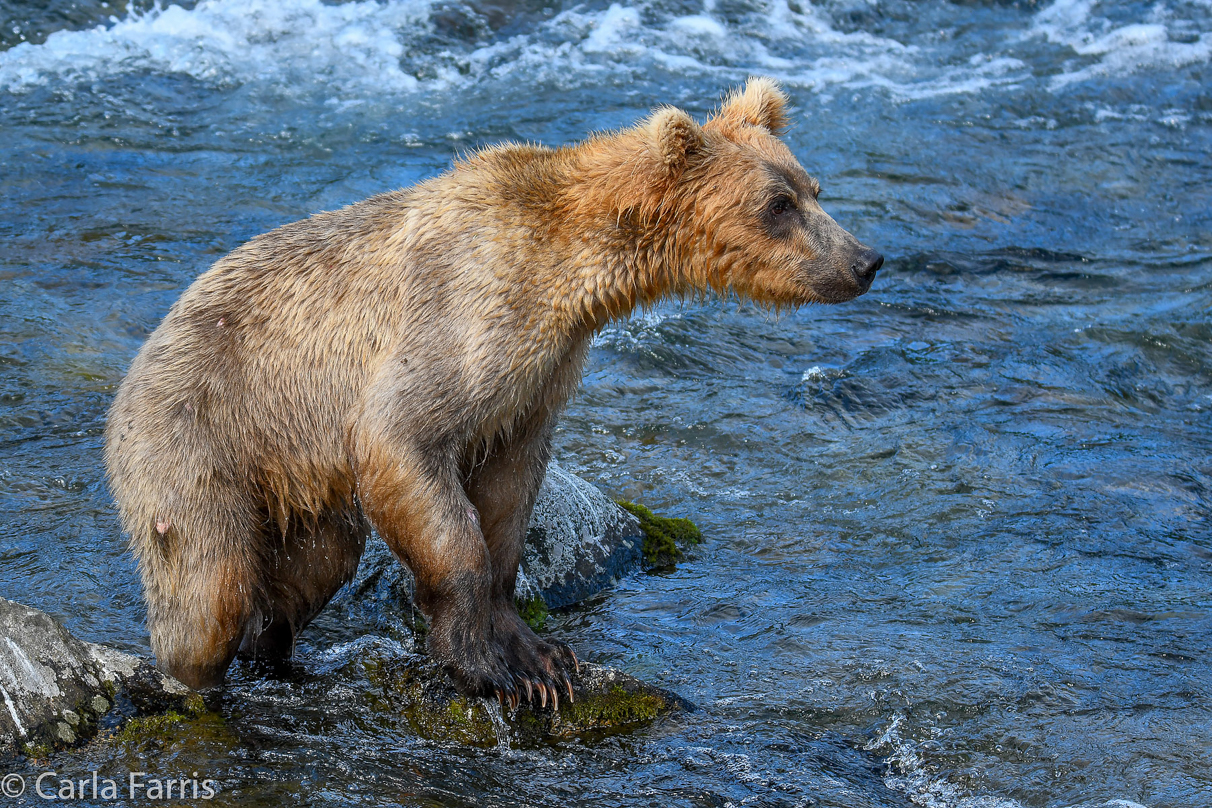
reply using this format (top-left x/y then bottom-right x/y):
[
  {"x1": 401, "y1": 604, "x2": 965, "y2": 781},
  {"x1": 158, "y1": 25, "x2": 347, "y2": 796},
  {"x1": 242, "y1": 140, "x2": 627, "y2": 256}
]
[
  {"x1": 437, "y1": 605, "x2": 579, "y2": 712},
  {"x1": 498, "y1": 676, "x2": 578, "y2": 712}
]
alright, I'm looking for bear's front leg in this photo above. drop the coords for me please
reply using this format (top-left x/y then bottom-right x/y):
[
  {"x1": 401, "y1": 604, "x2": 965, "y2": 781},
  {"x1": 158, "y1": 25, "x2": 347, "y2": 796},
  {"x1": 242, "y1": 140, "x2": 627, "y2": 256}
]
[
  {"x1": 356, "y1": 439, "x2": 575, "y2": 707},
  {"x1": 466, "y1": 416, "x2": 580, "y2": 709}
]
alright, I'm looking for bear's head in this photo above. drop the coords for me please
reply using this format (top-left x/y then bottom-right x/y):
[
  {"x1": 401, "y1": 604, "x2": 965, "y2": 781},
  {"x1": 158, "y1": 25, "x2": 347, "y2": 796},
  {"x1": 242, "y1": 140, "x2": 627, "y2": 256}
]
[{"x1": 626, "y1": 77, "x2": 883, "y2": 306}]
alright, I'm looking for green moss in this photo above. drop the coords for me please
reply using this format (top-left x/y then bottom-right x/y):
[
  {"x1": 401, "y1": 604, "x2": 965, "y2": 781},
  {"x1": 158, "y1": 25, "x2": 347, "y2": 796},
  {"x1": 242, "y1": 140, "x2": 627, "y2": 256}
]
[
  {"x1": 401, "y1": 696, "x2": 497, "y2": 747},
  {"x1": 447, "y1": 698, "x2": 472, "y2": 724},
  {"x1": 112, "y1": 710, "x2": 188, "y2": 744},
  {"x1": 515, "y1": 596, "x2": 549, "y2": 630},
  {"x1": 379, "y1": 663, "x2": 499, "y2": 747},
  {"x1": 360, "y1": 653, "x2": 387, "y2": 686},
  {"x1": 615, "y1": 500, "x2": 702, "y2": 567},
  {"x1": 108, "y1": 703, "x2": 227, "y2": 749},
  {"x1": 21, "y1": 741, "x2": 54, "y2": 760},
  {"x1": 508, "y1": 683, "x2": 672, "y2": 741},
  {"x1": 181, "y1": 692, "x2": 207, "y2": 716},
  {"x1": 563, "y1": 685, "x2": 666, "y2": 727},
  {"x1": 98, "y1": 708, "x2": 235, "y2": 764}
]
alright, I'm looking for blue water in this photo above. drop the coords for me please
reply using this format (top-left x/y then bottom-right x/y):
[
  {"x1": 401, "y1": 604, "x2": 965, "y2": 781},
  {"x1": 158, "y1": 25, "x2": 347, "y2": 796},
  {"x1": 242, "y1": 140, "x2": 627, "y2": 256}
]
[{"x1": 1, "y1": 0, "x2": 1210, "y2": 805}]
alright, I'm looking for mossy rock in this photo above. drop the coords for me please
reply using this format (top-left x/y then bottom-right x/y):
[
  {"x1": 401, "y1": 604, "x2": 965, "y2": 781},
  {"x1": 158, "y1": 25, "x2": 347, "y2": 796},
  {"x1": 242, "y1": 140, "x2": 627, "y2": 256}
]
[
  {"x1": 364, "y1": 655, "x2": 692, "y2": 747},
  {"x1": 515, "y1": 596, "x2": 550, "y2": 631},
  {"x1": 0, "y1": 597, "x2": 204, "y2": 760},
  {"x1": 614, "y1": 500, "x2": 702, "y2": 568},
  {"x1": 79, "y1": 706, "x2": 238, "y2": 780},
  {"x1": 371, "y1": 660, "x2": 501, "y2": 747},
  {"x1": 104, "y1": 701, "x2": 225, "y2": 751},
  {"x1": 512, "y1": 664, "x2": 693, "y2": 741}
]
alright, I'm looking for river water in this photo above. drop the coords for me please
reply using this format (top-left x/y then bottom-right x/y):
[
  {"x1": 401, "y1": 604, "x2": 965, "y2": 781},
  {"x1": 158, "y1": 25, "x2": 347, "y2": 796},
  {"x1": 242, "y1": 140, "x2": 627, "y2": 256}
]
[{"x1": 1, "y1": 0, "x2": 1209, "y2": 805}]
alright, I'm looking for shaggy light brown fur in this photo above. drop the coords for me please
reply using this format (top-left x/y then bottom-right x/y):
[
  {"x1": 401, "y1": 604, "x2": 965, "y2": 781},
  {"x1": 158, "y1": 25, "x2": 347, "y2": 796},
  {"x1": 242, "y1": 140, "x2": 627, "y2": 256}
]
[{"x1": 104, "y1": 77, "x2": 881, "y2": 701}]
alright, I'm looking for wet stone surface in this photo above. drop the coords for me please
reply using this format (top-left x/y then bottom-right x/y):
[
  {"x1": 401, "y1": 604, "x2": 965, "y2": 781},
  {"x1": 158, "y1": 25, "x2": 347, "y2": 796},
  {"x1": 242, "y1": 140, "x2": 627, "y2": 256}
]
[{"x1": 0, "y1": 598, "x2": 200, "y2": 759}]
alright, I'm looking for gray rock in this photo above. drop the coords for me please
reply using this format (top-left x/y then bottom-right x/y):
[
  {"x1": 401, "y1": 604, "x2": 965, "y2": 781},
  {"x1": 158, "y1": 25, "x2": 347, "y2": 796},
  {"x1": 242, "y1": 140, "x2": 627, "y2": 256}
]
[
  {"x1": 516, "y1": 461, "x2": 644, "y2": 608},
  {"x1": 0, "y1": 598, "x2": 198, "y2": 759},
  {"x1": 335, "y1": 459, "x2": 643, "y2": 613}
]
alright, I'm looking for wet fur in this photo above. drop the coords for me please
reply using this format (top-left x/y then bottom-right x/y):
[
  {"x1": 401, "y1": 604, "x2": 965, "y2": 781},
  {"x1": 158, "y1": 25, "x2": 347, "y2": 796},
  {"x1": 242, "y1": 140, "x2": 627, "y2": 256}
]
[{"x1": 104, "y1": 78, "x2": 879, "y2": 698}]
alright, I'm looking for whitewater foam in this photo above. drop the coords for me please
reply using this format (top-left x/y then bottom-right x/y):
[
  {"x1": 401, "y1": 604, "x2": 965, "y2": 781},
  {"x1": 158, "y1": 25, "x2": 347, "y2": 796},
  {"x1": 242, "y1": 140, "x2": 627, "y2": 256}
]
[
  {"x1": 866, "y1": 713, "x2": 1029, "y2": 808},
  {"x1": 1, "y1": 0, "x2": 1208, "y2": 103},
  {"x1": 865, "y1": 713, "x2": 1161, "y2": 808},
  {"x1": 0, "y1": 0, "x2": 1029, "y2": 102},
  {"x1": 0, "y1": 0, "x2": 434, "y2": 93},
  {"x1": 1030, "y1": 0, "x2": 1212, "y2": 88}
]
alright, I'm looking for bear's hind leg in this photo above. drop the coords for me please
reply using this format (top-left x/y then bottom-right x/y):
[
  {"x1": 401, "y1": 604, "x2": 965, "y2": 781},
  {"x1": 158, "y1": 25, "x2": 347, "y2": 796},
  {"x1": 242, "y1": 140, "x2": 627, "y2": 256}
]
[
  {"x1": 138, "y1": 506, "x2": 263, "y2": 691},
  {"x1": 239, "y1": 505, "x2": 370, "y2": 662}
]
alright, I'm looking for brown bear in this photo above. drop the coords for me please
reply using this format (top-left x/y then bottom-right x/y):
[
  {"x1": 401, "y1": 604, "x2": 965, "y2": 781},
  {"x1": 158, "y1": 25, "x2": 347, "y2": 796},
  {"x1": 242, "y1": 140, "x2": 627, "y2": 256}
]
[{"x1": 104, "y1": 77, "x2": 882, "y2": 706}]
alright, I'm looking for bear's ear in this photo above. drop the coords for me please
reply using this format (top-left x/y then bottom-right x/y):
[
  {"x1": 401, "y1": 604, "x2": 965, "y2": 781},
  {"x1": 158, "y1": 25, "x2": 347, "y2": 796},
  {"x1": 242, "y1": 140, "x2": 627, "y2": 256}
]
[
  {"x1": 644, "y1": 106, "x2": 704, "y2": 177},
  {"x1": 708, "y1": 76, "x2": 790, "y2": 135}
]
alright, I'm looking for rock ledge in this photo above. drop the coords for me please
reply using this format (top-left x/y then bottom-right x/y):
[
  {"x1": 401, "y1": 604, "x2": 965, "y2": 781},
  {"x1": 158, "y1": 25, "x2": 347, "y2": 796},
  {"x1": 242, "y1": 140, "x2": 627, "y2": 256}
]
[{"x1": 0, "y1": 598, "x2": 199, "y2": 759}]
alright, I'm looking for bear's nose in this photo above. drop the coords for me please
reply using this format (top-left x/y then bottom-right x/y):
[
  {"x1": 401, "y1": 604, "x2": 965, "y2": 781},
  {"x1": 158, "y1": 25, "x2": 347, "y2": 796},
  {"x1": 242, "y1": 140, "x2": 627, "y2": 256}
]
[{"x1": 851, "y1": 249, "x2": 883, "y2": 291}]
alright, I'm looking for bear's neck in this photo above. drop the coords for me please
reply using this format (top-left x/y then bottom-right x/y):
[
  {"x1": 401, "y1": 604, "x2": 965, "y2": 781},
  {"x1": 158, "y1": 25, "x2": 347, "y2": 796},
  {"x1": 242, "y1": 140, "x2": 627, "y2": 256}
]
[{"x1": 544, "y1": 142, "x2": 709, "y2": 336}]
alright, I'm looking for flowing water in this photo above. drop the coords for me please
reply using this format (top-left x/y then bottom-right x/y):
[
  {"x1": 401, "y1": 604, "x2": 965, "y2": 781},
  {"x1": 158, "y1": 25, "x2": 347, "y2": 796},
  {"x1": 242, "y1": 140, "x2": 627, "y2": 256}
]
[{"x1": 1, "y1": 0, "x2": 1210, "y2": 805}]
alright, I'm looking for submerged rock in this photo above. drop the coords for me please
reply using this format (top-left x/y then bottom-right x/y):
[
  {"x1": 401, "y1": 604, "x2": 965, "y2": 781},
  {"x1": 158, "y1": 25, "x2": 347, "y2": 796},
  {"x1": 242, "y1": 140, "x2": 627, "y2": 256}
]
[
  {"x1": 0, "y1": 598, "x2": 200, "y2": 759},
  {"x1": 355, "y1": 651, "x2": 692, "y2": 747}
]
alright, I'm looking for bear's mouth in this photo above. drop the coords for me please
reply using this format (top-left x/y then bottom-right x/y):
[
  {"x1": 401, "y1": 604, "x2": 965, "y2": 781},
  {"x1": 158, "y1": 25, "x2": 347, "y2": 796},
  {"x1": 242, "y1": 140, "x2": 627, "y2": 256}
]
[{"x1": 800, "y1": 247, "x2": 882, "y2": 303}]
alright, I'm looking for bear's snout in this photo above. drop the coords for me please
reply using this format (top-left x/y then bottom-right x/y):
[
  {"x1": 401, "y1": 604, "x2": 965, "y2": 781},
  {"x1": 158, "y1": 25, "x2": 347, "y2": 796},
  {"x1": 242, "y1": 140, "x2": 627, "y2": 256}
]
[{"x1": 850, "y1": 248, "x2": 883, "y2": 293}]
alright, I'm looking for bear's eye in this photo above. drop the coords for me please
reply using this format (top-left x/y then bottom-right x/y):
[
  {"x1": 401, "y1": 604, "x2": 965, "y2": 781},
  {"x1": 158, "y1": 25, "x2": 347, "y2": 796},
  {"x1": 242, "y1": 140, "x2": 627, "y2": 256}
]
[{"x1": 769, "y1": 196, "x2": 795, "y2": 217}]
